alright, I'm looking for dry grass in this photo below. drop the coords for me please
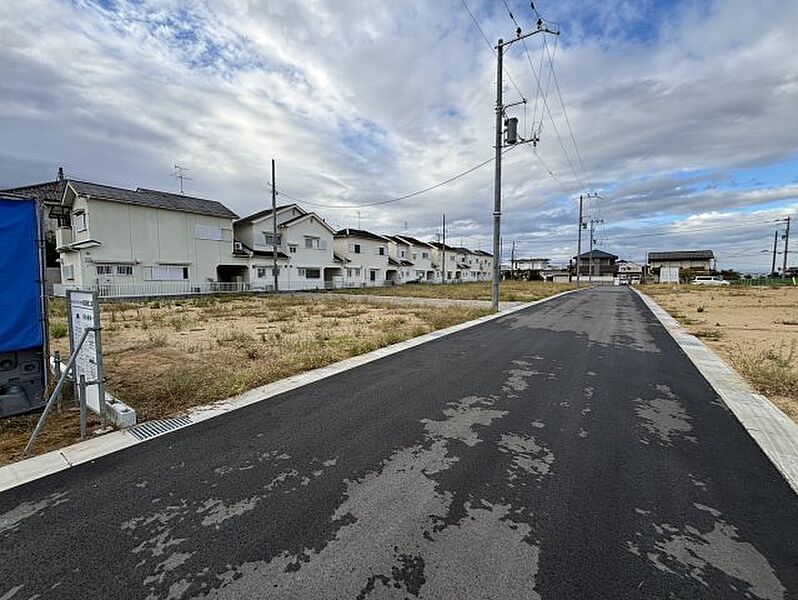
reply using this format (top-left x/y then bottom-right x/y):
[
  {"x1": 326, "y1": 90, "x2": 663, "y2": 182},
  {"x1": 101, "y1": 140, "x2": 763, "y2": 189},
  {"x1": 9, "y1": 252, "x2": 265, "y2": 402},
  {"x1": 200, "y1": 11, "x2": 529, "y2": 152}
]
[
  {"x1": 1, "y1": 295, "x2": 488, "y2": 465},
  {"x1": 333, "y1": 280, "x2": 575, "y2": 302},
  {"x1": 643, "y1": 284, "x2": 798, "y2": 423}
]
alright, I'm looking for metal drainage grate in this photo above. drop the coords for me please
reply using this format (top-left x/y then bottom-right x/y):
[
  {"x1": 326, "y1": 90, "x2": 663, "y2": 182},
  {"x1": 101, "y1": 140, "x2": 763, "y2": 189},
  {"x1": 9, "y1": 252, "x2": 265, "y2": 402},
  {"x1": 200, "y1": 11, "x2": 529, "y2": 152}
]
[{"x1": 128, "y1": 415, "x2": 193, "y2": 441}]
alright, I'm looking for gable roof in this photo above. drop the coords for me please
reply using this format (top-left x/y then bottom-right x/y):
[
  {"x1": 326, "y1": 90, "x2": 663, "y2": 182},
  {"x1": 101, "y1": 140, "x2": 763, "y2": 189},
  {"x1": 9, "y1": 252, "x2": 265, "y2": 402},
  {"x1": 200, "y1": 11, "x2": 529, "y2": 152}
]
[
  {"x1": 279, "y1": 212, "x2": 337, "y2": 234},
  {"x1": 236, "y1": 204, "x2": 304, "y2": 223},
  {"x1": 394, "y1": 235, "x2": 433, "y2": 248},
  {"x1": 334, "y1": 228, "x2": 391, "y2": 242},
  {"x1": 66, "y1": 180, "x2": 238, "y2": 219},
  {"x1": 648, "y1": 250, "x2": 714, "y2": 261}
]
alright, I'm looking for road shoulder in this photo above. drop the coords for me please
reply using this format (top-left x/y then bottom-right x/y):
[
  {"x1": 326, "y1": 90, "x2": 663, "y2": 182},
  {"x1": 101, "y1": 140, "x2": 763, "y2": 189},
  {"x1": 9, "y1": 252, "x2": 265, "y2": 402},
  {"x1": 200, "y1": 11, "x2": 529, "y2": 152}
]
[{"x1": 635, "y1": 287, "x2": 798, "y2": 495}]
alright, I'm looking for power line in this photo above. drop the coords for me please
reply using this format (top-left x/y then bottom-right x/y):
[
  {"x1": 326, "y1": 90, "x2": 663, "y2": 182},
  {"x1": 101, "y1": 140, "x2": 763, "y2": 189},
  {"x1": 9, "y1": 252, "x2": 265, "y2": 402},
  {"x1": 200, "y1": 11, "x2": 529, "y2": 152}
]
[
  {"x1": 543, "y1": 38, "x2": 596, "y2": 196},
  {"x1": 266, "y1": 147, "x2": 517, "y2": 210},
  {"x1": 460, "y1": 0, "x2": 525, "y2": 101}
]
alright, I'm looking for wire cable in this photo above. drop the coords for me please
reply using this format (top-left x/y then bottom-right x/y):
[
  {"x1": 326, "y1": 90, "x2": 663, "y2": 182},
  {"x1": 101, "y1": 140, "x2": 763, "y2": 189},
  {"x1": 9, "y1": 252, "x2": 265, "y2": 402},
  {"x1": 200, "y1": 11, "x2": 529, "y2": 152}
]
[
  {"x1": 460, "y1": 0, "x2": 526, "y2": 101},
  {"x1": 267, "y1": 147, "x2": 517, "y2": 210}
]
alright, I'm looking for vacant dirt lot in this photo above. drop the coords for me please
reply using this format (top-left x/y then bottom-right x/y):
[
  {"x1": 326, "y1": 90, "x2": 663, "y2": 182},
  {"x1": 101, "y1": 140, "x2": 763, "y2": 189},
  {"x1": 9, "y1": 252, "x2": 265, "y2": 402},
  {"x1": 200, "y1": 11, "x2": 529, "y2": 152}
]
[
  {"x1": 643, "y1": 284, "x2": 798, "y2": 423},
  {"x1": 1, "y1": 294, "x2": 488, "y2": 465},
  {"x1": 334, "y1": 280, "x2": 575, "y2": 302}
]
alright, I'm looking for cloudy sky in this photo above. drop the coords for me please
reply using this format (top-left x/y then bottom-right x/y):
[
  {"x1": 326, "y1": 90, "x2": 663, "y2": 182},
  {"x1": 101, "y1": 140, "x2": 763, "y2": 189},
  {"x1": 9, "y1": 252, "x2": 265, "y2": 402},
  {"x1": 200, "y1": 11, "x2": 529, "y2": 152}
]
[{"x1": 1, "y1": 0, "x2": 797, "y2": 272}]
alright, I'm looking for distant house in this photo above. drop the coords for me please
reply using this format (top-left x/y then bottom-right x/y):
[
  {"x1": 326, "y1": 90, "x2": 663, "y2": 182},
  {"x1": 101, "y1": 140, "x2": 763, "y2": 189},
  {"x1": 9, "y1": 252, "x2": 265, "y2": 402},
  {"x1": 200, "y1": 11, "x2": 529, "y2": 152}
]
[
  {"x1": 55, "y1": 180, "x2": 245, "y2": 295},
  {"x1": 333, "y1": 228, "x2": 392, "y2": 286},
  {"x1": 616, "y1": 260, "x2": 643, "y2": 284},
  {"x1": 648, "y1": 250, "x2": 714, "y2": 274},
  {"x1": 233, "y1": 204, "x2": 342, "y2": 290},
  {"x1": 572, "y1": 249, "x2": 618, "y2": 277},
  {"x1": 512, "y1": 258, "x2": 550, "y2": 271},
  {"x1": 393, "y1": 235, "x2": 437, "y2": 282}
]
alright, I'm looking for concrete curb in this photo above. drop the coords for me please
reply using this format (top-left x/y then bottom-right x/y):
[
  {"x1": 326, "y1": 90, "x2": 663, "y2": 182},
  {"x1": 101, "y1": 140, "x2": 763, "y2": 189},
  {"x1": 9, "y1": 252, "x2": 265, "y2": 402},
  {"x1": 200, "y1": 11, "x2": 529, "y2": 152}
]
[
  {"x1": 0, "y1": 287, "x2": 581, "y2": 493},
  {"x1": 635, "y1": 288, "x2": 798, "y2": 495}
]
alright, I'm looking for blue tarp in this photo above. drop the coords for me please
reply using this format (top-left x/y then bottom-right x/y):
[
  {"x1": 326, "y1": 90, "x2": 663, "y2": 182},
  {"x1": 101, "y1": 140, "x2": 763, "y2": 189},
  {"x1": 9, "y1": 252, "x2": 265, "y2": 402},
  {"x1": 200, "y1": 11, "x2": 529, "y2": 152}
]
[{"x1": 0, "y1": 196, "x2": 43, "y2": 353}]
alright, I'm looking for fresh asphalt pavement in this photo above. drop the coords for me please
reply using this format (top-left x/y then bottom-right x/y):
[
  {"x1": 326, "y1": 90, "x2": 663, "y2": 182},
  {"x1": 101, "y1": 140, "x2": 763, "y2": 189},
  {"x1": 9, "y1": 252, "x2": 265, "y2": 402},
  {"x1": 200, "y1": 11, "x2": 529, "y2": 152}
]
[{"x1": 2, "y1": 287, "x2": 797, "y2": 599}]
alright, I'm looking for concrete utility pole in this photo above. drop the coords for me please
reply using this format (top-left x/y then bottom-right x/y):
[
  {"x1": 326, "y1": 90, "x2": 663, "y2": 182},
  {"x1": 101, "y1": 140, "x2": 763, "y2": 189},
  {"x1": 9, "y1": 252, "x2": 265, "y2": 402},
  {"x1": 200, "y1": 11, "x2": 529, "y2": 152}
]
[
  {"x1": 783, "y1": 216, "x2": 791, "y2": 275},
  {"x1": 510, "y1": 240, "x2": 516, "y2": 279},
  {"x1": 441, "y1": 213, "x2": 446, "y2": 284},
  {"x1": 588, "y1": 219, "x2": 603, "y2": 283},
  {"x1": 491, "y1": 23, "x2": 558, "y2": 312},
  {"x1": 271, "y1": 159, "x2": 278, "y2": 292},
  {"x1": 771, "y1": 230, "x2": 779, "y2": 276},
  {"x1": 576, "y1": 194, "x2": 584, "y2": 286}
]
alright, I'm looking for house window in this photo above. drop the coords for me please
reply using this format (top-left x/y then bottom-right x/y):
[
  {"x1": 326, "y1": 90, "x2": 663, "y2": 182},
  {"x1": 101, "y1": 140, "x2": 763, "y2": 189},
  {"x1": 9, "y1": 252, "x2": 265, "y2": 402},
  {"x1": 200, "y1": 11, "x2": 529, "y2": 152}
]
[
  {"x1": 116, "y1": 265, "x2": 133, "y2": 277},
  {"x1": 152, "y1": 265, "x2": 189, "y2": 280},
  {"x1": 305, "y1": 268, "x2": 321, "y2": 279},
  {"x1": 289, "y1": 245, "x2": 297, "y2": 253},
  {"x1": 400, "y1": 249, "x2": 406, "y2": 258},
  {"x1": 74, "y1": 211, "x2": 87, "y2": 232},
  {"x1": 195, "y1": 225, "x2": 223, "y2": 241},
  {"x1": 422, "y1": 251, "x2": 429, "y2": 259},
  {"x1": 256, "y1": 266, "x2": 268, "y2": 278},
  {"x1": 349, "y1": 242, "x2": 362, "y2": 254},
  {"x1": 96, "y1": 264, "x2": 114, "y2": 276},
  {"x1": 62, "y1": 264, "x2": 74, "y2": 280},
  {"x1": 377, "y1": 246, "x2": 386, "y2": 256},
  {"x1": 370, "y1": 270, "x2": 377, "y2": 282},
  {"x1": 263, "y1": 232, "x2": 282, "y2": 246}
]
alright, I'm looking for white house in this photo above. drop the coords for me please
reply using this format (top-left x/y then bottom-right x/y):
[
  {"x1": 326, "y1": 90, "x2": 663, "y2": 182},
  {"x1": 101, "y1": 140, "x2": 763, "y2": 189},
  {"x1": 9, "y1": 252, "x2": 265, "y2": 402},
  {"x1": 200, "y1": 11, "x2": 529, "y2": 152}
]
[
  {"x1": 54, "y1": 180, "x2": 246, "y2": 295},
  {"x1": 233, "y1": 204, "x2": 343, "y2": 290},
  {"x1": 616, "y1": 260, "x2": 643, "y2": 284},
  {"x1": 394, "y1": 235, "x2": 437, "y2": 282},
  {"x1": 333, "y1": 229, "x2": 392, "y2": 286}
]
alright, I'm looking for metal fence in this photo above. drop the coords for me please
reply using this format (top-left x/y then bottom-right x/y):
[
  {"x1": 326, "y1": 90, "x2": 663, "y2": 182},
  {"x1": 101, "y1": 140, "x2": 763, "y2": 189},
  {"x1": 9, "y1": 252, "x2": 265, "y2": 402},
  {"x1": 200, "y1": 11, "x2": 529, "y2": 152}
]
[
  {"x1": 738, "y1": 277, "x2": 797, "y2": 287},
  {"x1": 54, "y1": 281, "x2": 254, "y2": 299}
]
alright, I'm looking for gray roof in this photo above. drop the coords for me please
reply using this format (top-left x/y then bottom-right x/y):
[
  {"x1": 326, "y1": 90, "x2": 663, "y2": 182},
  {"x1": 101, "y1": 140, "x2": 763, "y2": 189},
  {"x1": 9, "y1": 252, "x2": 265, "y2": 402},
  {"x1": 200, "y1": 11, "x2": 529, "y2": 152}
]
[
  {"x1": 1, "y1": 179, "x2": 66, "y2": 205},
  {"x1": 67, "y1": 180, "x2": 238, "y2": 219},
  {"x1": 237, "y1": 204, "x2": 303, "y2": 223},
  {"x1": 648, "y1": 250, "x2": 714, "y2": 261},
  {"x1": 334, "y1": 228, "x2": 391, "y2": 242},
  {"x1": 574, "y1": 250, "x2": 618, "y2": 260}
]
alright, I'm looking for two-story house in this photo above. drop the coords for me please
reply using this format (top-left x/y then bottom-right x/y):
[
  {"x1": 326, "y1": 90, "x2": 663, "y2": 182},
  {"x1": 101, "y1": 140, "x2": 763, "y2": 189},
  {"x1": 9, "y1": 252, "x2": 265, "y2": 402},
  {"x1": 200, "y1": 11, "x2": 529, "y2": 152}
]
[
  {"x1": 233, "y1": 204, "x2": 343, "y2": 290},
  {"x1": 386, "y1": 236, "x2": 417, "y2": 283},
  {"x1": 394, "y1": 236, "x2": 436, "y2": 282},
  {"x1": 333, "y1": 229, "x2": 392, "y2": 286},
  {"x1": 55, "y1": 180, "x2": 246, "y2": 295}
]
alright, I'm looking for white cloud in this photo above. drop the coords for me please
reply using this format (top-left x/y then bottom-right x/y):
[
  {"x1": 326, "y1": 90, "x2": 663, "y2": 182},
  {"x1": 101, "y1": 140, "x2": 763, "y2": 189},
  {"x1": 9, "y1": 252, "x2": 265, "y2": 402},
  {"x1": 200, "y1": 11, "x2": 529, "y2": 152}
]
[{"x1": 0, "y1": 0, "x2": 797, "y2": 272}]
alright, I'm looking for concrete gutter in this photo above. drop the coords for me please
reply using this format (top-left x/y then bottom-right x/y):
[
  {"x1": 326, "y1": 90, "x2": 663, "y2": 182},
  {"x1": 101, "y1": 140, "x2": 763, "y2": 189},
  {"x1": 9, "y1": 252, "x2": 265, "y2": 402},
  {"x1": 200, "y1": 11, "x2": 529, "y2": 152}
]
[
  {"x1": 635, "y1": 288, "x2": 798, "y2": 495},
  {"x1": 0, "y1": 287, "x2": 582, "y2": 493}
]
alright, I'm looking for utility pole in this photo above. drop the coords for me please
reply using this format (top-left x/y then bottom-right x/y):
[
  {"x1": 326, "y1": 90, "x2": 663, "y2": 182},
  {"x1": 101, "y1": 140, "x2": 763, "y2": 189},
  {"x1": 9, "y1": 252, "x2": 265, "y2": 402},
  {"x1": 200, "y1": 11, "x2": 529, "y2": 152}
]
[
  {"x1": 576, "y1": 194, "x2": 584, "y2": 286},
  {"x1": 491, "y1": 21, "x2": 558, "y2": 312},
  {"x1": 588, "y1": 219, "x2": 603, "y2": 283},
  {"x1": 771, "y1": 230, "x2": 779, "y2": 276},
  {"x1": 511, "y1": 240, "x2": 516, "y2": 279},
  {"x1": 271, "y1": 159, "x2": 278, "y2": 292},
  {"x1": 441, "y1": 213, "x2": 447, "y2": 284},
  {"x1": 783, "y1": 216, "x2": 791, "y2": 276}
]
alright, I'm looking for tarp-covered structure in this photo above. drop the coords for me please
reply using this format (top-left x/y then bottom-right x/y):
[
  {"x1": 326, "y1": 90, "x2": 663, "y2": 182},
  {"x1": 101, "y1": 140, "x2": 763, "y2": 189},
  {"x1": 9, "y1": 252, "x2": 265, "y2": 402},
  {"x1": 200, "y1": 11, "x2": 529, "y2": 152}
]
[{"x1": 0, "y1": 195, "x2": 47, "y2": 416}]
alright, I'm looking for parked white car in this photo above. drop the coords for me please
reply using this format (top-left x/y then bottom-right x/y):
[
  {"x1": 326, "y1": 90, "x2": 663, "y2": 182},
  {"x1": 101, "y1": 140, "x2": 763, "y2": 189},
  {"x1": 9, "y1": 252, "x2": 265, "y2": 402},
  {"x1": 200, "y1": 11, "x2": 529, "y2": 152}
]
[{"x1": 691, "y1": 275, "x2": 730, "y2": 286}]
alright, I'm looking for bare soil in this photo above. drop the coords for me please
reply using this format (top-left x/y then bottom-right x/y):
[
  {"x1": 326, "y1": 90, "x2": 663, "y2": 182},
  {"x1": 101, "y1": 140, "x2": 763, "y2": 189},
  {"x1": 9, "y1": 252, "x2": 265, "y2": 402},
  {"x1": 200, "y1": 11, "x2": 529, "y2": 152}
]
[
  {"x1": 642, "y1": 284, "x2": 798, "y2": 423},
  {"x1": 1, "y1": 295, "x2": 488, "y2": 465}
]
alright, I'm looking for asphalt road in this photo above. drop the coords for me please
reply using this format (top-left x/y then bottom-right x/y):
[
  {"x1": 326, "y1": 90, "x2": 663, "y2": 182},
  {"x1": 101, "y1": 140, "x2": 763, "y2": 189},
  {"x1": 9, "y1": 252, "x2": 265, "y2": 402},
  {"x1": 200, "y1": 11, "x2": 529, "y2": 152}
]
[{"x1": 2, "y1": 287, "x2": 797, "y2": 599}]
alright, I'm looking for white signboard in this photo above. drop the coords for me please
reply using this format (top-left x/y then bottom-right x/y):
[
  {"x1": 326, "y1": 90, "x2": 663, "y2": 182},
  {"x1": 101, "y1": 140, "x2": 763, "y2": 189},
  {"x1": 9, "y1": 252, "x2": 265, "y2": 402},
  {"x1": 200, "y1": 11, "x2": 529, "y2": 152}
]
[{"x1": 67, "y1": 290, "x2": 105, "y2": 416}]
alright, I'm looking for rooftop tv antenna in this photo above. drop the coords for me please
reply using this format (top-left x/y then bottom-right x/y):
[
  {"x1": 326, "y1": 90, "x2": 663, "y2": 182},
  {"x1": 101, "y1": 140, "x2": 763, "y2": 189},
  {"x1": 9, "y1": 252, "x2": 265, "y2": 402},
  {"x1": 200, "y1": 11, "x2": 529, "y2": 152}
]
[{"x1": 172, "y1": 164, "x2": 191, "y2": 195}]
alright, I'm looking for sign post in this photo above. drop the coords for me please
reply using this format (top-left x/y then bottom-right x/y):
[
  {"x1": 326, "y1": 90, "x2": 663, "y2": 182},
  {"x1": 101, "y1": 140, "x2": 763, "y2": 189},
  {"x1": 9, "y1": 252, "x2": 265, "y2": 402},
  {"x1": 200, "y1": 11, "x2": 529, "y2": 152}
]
[{"x1": 66, "y1": 290, "x2": 106, "y2": 428}]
